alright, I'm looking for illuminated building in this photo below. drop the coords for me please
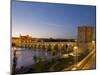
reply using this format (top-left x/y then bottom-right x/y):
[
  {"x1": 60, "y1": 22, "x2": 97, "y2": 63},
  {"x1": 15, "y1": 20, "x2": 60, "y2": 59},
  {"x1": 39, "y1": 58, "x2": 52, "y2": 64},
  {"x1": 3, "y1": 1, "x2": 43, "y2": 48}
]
[
  {"x1": 12, "y1": 37, "x2": 21, "y2": 47},
  {"x1": 77, "y1": 26, "x2": 96, "y2": 54}
]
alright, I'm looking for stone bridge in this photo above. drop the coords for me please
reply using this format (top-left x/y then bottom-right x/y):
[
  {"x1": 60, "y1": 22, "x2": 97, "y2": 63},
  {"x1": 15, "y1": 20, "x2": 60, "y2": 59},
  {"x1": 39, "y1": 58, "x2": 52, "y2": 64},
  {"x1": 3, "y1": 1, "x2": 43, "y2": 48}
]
[
  {"x1": 19, "y1": 42, "x2": 76, "y2": 49},
  {"x1": 15, "y1": 41, "x2": 77, "y2": 61}
]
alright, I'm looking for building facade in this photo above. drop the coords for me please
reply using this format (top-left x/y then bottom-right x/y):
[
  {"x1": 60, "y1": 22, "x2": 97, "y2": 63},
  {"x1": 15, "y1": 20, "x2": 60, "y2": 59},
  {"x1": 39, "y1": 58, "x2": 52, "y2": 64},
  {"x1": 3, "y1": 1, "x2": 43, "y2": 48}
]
[{"x1": 77, "y1": 26, "x2": 96, "y2": 54}]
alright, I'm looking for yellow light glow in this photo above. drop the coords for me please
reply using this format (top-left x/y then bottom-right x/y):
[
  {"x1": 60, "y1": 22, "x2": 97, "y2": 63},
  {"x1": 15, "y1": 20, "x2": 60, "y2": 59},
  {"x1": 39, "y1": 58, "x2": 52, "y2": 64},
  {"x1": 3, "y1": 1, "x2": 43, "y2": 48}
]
[
  {"x1": 92, "y1": 40, "x2": 95, "y2": 44},
  {"x1": 73, "y1": 46, "x2": 78, "y2": 50}
]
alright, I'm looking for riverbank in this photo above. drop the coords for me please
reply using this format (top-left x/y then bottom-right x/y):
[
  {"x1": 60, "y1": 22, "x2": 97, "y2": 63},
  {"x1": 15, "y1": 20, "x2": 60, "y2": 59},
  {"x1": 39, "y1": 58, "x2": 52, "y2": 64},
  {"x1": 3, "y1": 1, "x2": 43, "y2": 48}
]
[{"x1": 15, "y1": 56, "x2": 75, "y2": 74}]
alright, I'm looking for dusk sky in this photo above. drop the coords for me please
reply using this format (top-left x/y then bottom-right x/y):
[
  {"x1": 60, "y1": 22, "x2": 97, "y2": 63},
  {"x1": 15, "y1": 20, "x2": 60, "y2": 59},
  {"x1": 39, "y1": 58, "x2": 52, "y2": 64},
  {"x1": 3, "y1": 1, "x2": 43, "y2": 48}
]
[{"x1": 12, "y1": 0, "x2": 96, "y2": 39}]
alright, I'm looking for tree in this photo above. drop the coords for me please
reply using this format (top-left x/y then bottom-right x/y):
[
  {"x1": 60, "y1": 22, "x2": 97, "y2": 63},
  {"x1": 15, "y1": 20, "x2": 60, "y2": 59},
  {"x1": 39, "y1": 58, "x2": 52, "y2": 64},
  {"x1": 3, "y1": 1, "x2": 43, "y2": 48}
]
[
  {"x1": 12, "y1": 42, "x2": 16, "y2": 47},
  {"x1": 53, "y1": 44, "x2": 59, "y2": 57}
]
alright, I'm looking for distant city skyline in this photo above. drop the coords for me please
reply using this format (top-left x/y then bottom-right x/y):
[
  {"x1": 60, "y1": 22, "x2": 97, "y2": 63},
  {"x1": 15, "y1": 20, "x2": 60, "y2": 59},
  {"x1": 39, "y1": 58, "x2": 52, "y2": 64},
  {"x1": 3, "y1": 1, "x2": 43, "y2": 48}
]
[{"x1": 12, "y1": 0, "x2": 96, "y2": 39}]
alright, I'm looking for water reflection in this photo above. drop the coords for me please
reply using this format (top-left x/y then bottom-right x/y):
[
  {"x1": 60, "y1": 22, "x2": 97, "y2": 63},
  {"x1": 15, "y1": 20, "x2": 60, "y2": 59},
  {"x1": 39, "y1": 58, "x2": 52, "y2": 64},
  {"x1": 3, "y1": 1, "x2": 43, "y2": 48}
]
[{"x1": 12, "y1": 48, "x2": 53, "y2": 69}]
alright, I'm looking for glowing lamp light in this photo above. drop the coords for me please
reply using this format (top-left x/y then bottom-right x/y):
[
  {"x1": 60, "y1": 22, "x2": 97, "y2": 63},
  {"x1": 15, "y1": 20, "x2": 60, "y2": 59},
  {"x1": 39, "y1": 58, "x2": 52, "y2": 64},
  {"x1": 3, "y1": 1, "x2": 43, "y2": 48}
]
[
  {"x1": 73, "y1": 46, "x2": 78, "y2": 50},
  {"x1": 92, "y1": 40, "x2": 95, "y2": 44}
]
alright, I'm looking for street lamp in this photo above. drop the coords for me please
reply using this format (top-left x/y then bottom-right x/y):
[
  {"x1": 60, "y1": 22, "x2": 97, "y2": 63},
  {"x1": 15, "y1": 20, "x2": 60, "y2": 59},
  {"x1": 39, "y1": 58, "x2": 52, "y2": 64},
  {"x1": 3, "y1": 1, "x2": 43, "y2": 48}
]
[
  {"x1": 92, "y1": 40, "x2": 95, "y2": 50},
  {"x1": 73, "y1": 46, "x2": 78, "y2": 69}
]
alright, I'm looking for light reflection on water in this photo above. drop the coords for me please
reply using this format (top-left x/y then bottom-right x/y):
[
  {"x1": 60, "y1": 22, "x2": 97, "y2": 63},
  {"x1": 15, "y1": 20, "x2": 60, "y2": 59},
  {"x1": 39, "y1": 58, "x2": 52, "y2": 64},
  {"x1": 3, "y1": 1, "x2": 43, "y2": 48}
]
[{"x1": 12, "y1": 48, "x2": 52, "y2": 69}]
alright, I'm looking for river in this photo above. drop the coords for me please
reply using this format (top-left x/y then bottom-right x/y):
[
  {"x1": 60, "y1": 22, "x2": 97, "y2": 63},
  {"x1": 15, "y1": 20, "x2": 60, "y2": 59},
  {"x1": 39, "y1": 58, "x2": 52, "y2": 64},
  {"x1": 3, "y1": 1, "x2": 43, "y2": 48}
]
[{"x1": 12, "y1": 48, "x2": 53, "y2": 69}]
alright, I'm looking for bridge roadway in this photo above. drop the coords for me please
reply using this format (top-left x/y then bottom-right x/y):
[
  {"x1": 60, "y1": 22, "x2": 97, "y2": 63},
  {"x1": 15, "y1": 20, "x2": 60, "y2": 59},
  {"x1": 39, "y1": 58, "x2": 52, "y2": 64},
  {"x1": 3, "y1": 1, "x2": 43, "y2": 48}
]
[{"x1": 63, "y1": 48, "x2": 96, "y2": 71}]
